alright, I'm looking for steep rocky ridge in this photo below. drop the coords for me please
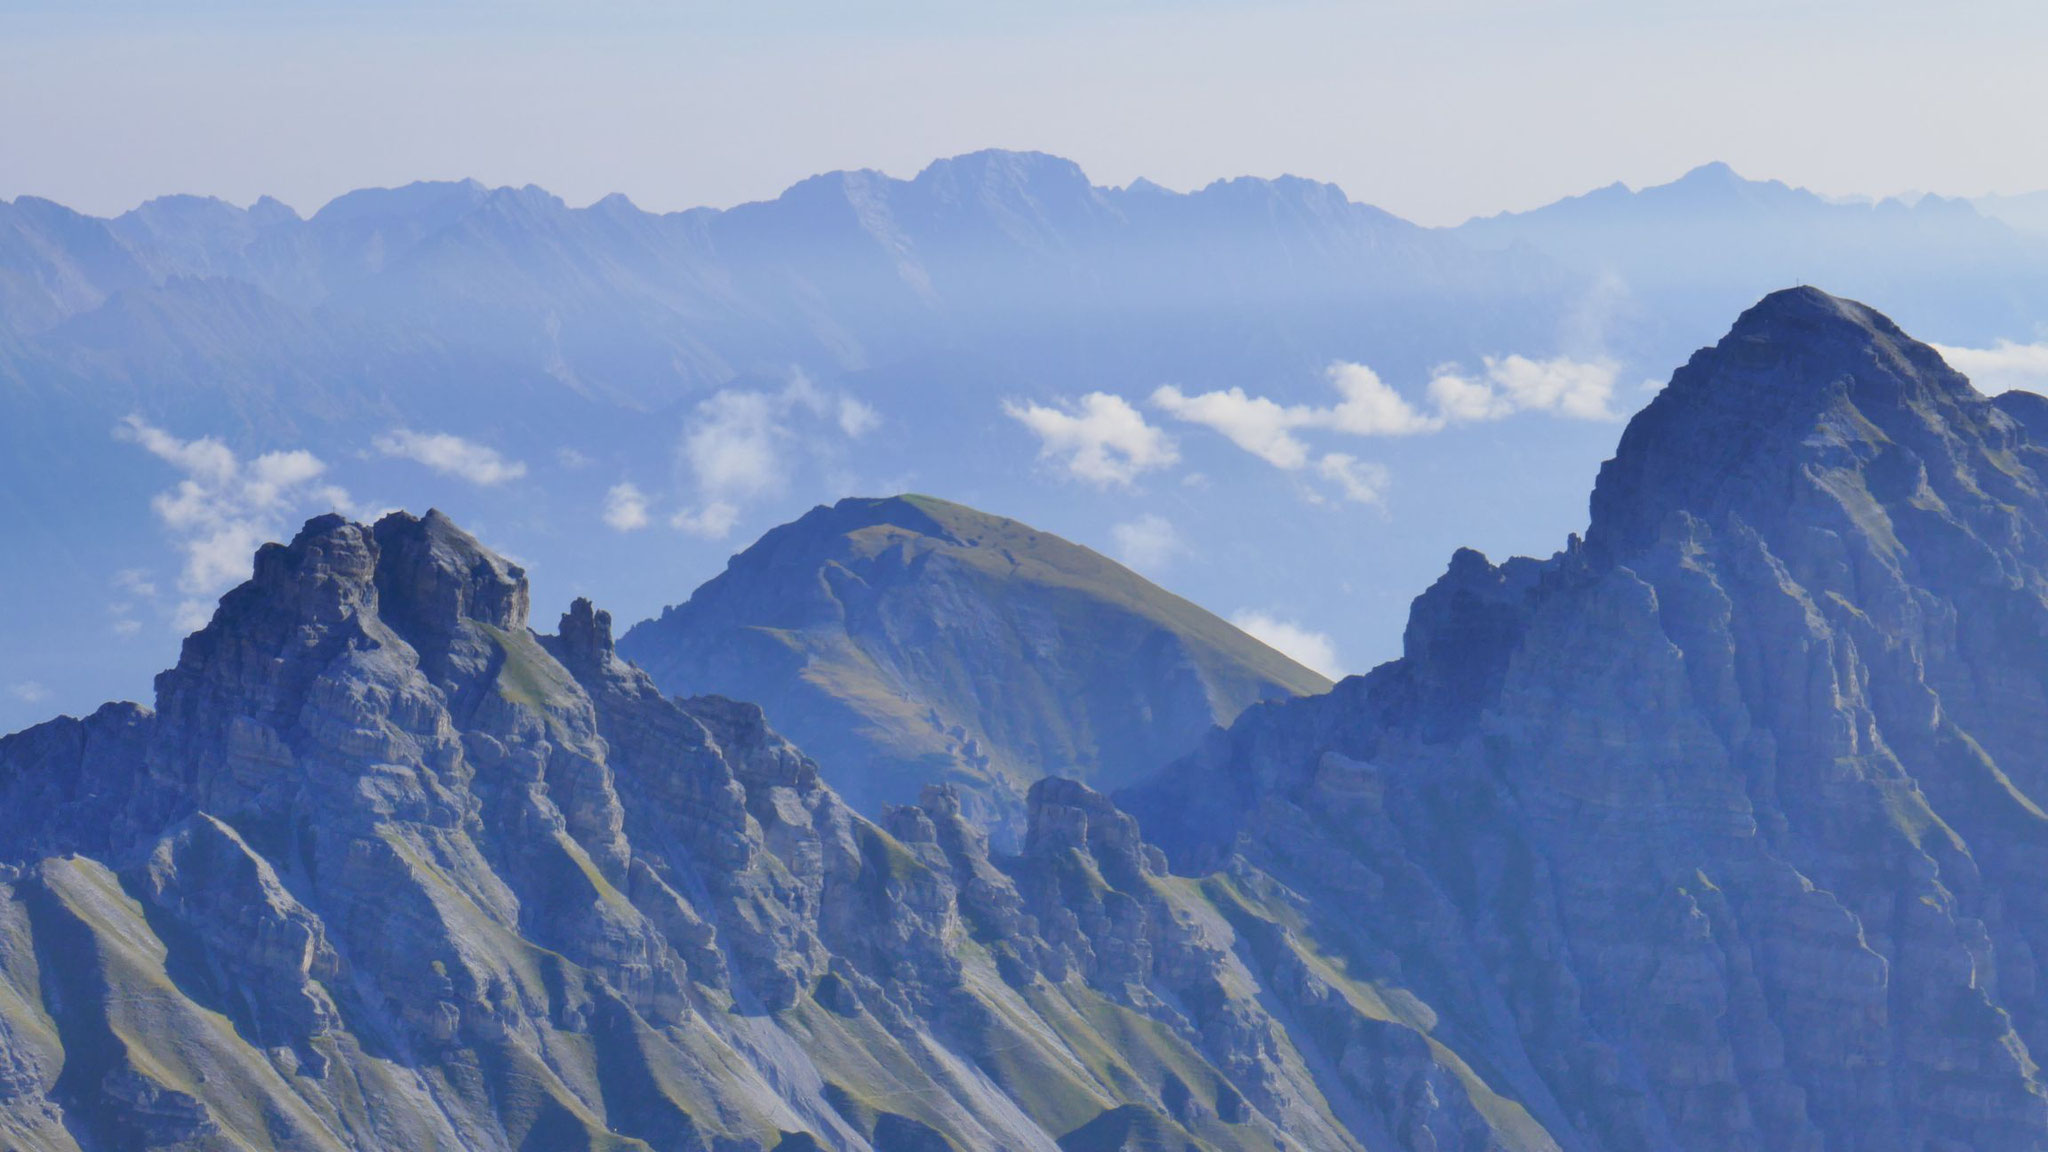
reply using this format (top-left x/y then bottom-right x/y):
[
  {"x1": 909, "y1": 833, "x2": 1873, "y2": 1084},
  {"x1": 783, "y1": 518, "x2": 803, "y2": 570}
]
[
  {"x1": 618, "y1": 494, "x2": 1329, "y2": 839},
  {"x1": 12, "y1": 285, "x2": 2048, "y2": 1150},
  {"x1": 0, "y1": 510, "x2": 1516, "y2": 1151},
  {"x1": 1130, "y1": 286, "x2": 2048, "y2": 1150}
]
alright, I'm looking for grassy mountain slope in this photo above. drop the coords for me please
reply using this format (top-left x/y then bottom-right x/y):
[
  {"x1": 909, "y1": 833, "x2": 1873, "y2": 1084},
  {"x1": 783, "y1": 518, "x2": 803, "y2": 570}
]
[{"x1": 618, "y1": 494, "x2": 1330, "y2": 836}]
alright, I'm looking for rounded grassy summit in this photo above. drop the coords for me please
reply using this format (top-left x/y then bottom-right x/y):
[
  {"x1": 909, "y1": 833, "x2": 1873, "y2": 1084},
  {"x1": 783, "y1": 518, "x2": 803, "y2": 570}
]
[{"x1": 618, "y1": 494, "x2": 1331, "y2": 838}]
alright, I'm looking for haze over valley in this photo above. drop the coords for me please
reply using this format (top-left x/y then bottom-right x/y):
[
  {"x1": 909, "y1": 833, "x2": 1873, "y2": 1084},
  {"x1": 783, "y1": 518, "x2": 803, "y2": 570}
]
[{"x1": 9, "y1": 152, "x2": 2048, "y2": 735}]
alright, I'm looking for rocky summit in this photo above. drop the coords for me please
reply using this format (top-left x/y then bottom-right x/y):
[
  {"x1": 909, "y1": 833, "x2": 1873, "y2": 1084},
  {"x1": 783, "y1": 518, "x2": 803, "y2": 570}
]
[
  {"x1": 1130, "y1": 286, "x2": 2048, "y2": 1150},
  {"x1": 9, "y1": 286, "x2": 2048, "y2": 1151},
  {"x1": 0, "y1": 509, "x2": 1459, "y2": 1151},
  {"x1": 618, "y1": 494, "x2": 1329, "y2": 841}
]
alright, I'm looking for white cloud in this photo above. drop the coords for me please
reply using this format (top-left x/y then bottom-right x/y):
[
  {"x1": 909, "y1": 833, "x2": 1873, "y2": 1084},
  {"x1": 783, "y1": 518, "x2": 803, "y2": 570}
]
[
  {"x1": 1316, "y1": 453, "x2": 1391, "y2": 505},
  {"x1": 668, "y1": 373, "x2": 876, "y2": 536},
  {"x1": 556, "y1": 446, "x2": 594, "y2": 470},
  {"x1": 1004, "y1": 392, "x2": 1179, "y2": 486},
  {"x1": 602, "y1": 482, "x2": 651, "y2": 532},
  {"x1": 1427, "y1": 369, "x2": 1517, "y2": 422},
  {"x1": 1933, "y1": 340, "x2": 2048, "y2": 395},
  {"x1": 114, "y1": 568, "x2": 158, "y2": 600},
  {"x1": 1110, "y1": 513, "x2": 1185, "y2": 573},
  {"x1": 9, "y1": 681, "x2": 49, "y2": 705},
  {"x1": 172, "y1": 600, "x2": 215, "y2": 633},
  {"x1": 1158, "y1": 356, "x2": 1621, "y2": 450},
  {"x1": 672, "y1": 390, "x2": 780, "y2": 538},
  {"x1": 1149, "y1": 385, "x2": 1315, "y2": 468},
  {"x1": 1426, "y1": 354, "x2": 1620, "y2": 422},
  {"x1": 1230, "y1": 611, "x2": 1343, "y2": 680},
  {"x1": 684, "y1": 391, "x2": 783, "y2": 497},
  {"x1": 779, "y1": 368, "x2": 880, "y2": 439},
  {"x1": 1152, "y1": 355, "x2": 1616, "y2": 502},
  {"x1": 374, "y1": 429, "x2": 527, "y2": 486},
  {"x1": 671, "y1": 501, "x2": 741, "y2": 539},
  {"x1": 108, "y1": 568, "x2": 158, "y2": 637},
  {"x1": 116, "y1": 415, "x2": 354, "y2": 630},
  {"x1": 1151, "y1": 363, "x2": 1439, "y2": 470},
  {"x1": 838, "y1": 396, "x2": 881, "y2": 438},
  {"x1": 1323, "y1": 362, "x2": 1445, "y2": 435}
]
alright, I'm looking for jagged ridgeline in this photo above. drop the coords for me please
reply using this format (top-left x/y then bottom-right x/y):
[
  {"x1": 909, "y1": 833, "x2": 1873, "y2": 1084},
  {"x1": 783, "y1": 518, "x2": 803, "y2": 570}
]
[
  {"x1": 9, "y1": 285, "x2": 2048, "y2": 1151},
  {"x1": 0, "y1": 511, "x2": 1401, "y2": 1152},
  {"x1": 618, "y1": 494, "x2": 1331, "y2": 842},
  {"x1": 1130, "y1": 286, "x2": 2048, "y2": 1150}
]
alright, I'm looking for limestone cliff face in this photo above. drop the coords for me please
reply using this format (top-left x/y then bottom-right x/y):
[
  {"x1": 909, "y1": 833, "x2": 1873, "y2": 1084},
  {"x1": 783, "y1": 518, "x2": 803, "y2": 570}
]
[
  {"x1": 618, "y1": 494, "x2": 1330, "y2": 843},
  {"x1": 1131, "y1": 287, "x2": 2048, "y2": 1151},
  {"x1": 0, "y1": 510, "x2": 1476, "y2": 1152}
]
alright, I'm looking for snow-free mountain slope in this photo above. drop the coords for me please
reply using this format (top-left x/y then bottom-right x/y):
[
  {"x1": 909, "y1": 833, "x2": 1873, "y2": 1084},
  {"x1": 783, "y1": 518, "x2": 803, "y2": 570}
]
[
  {"x1": 0, "y1": 509, "x2": 1540, "y2": 1151},
  {"x1": 618, "y1": 494, "x2": 1331, "y2": 837}
]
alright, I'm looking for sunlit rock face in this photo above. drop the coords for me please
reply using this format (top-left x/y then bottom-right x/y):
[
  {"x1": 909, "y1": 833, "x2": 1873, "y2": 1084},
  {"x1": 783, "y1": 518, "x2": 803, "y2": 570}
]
[{"x1": 1130, "y1": 286, "x2": 2048, "y2": 1151}]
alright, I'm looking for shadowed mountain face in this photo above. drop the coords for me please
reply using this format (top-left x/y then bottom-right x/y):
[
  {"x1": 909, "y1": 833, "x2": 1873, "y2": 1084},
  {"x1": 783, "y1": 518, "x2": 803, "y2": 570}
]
[
  {"x1": 617, "y1": 494, "x2": 1329, "y2": 839},
  {"x1": 1130, "y1": 287, "x2": 2048, "y2": 1150}
]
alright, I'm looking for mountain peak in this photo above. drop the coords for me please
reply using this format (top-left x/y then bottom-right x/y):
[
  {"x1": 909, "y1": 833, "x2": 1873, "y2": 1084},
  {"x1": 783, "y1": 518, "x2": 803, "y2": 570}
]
[
  {"x1": 913, "y1": 148, "x2": 1092, "y2": 188},
  {"x1": 371, "y1": 507, "x2": 530, "y2": 635},
  {"x1": 551, "y1": 595, "x2": 616, "y2": 673},
  {"x1": 1673, "y1": 159, "x2": 1744, "y2": 186},
  {"x1": 1125, "y1": 287, "x2": 2048, "y2": 1151},
  {"x1": 310, "y1": 178, "x2": 490, "y2": 226},
  {"x1": 1730, "y1": 283, "x2": 1893, "y2": 336},
  {"x1": 1587, "y1": 286, "x2": 1997, "y2": 560},
  {"x1": 149, "y1": 509, "x2": 541, "y2": 752},
  {"x1": 803, "y1": 492, "x2": 964, "y2": 544},
  {"x1": 0, "y1": 503, "x2": 1500, "y2": 1152},
  {"x1": 619, "y1": 493, "x2": 1329, "y2": 838}
]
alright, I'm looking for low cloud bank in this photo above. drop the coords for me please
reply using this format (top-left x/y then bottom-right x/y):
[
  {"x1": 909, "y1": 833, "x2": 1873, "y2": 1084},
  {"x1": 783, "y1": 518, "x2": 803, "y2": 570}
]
[
  {"x1": 1933, "y1": 340, "x2": 2048, "y2": 396},
  {"x1": 1013, "y1": 352, "x2": 1617, "y2": 506},
  {"x1": 1230, "y1": 610, "x2": 1343, "y2": 680}
]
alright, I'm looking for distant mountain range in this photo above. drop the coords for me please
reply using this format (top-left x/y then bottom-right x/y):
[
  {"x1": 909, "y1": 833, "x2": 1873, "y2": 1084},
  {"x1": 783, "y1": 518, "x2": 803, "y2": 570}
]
[
  {"x1": 1458, "y1": 160, "x2": 2048, "y2": 355},
  {"x1": 10, "y1": 288, "x2": 2048, "y2": 1148},
  {"x1": 8, "y1": 151, "x2": 2048, "y2": 741},
  {"x1": 1973, "y1": 189, "x2": 2048, "y2": 236}
]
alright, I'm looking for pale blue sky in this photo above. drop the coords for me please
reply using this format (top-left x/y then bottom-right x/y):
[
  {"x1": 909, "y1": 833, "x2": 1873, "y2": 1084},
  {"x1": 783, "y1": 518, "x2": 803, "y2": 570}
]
[{"x1": 4, "y1": 0, "x2": 2046, "y2": 223}]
